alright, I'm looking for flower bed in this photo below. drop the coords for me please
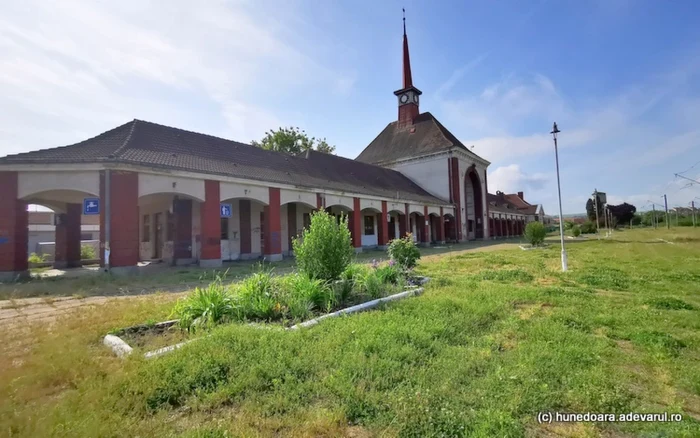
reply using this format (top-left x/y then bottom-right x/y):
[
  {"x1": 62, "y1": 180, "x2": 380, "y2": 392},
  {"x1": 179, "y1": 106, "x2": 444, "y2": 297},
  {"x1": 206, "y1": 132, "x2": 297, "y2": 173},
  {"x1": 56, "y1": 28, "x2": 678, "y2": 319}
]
[{"x1": 104, "y1": 262, "x2": 429, "y2": 358}]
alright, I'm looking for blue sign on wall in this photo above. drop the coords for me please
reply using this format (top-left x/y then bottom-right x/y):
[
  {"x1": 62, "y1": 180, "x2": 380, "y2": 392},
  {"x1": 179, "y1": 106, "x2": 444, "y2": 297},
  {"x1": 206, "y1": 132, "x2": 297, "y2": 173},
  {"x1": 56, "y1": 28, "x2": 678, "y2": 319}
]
[
  {"x1": 220, "y1": 203, "x2": 232, "y2": 218},
  {"x1": 83, "y1": 198, "x2": 100, "y2": 215}
]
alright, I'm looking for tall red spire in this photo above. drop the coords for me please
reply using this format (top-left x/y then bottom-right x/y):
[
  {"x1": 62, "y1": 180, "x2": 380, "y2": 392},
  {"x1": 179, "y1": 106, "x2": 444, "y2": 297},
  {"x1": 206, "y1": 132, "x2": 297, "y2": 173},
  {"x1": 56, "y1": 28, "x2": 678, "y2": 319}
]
[
  {"x1": 402, "y1": 9, "x2": 413, "y2": 89},
  {"x1": 394, "y1": 9, "x2": 421, "y2": 127}
]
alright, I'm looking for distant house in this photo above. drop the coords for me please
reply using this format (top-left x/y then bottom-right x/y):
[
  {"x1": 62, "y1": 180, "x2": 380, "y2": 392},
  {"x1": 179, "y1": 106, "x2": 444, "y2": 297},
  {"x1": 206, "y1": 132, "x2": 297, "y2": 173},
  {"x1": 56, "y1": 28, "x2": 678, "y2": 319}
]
[{"x1": 486, "y1": 191, "x2": 546, "y2": 238}]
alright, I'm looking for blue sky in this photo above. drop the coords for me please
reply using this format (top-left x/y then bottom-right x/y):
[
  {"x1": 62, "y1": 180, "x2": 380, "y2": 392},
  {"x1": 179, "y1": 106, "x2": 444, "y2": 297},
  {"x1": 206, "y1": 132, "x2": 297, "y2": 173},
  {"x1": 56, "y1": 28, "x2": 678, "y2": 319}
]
[{"x1": 2, "y1": 0, "x2": 700, "y2": 214}]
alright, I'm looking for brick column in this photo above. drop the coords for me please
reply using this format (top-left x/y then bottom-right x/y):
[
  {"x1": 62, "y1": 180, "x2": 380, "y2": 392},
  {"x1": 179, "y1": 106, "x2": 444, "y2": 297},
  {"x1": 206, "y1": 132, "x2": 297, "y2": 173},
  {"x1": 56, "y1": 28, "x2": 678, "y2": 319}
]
[
  {"x1": 100, "y1": 170, "x2": 139, "y2": 273},
  {"x1": 438, "y1": 207, "x2": 445, "y2": 243},
  {"x1": 450, "y1": 157, "x2": 463, "y2": 241},
  {"x1": 316, "y1": 194, "x2": 324, "y2": 209},
  {"x1": 351, "y1": 197, "x2": 362, "y2": 252},
  {"x1": 239, "y1": 200, "x2": 251, "y2": 256},
  {"x1": 0, "y1": 171, "x2": 28, "y2": 280},
  {"x1": 200, "y1": 180, "x2": 221, "y2": 268},
  {"x1": 378, "y1": 200, "x2": 389, "y2": 248},
  {"x1": 263, "y1": 188, "x2": 282, "y2": 261},
  {"x1": 422, "y1": 206, "x2": 430, "y2": 245},
  {"x1": 54, "y1": 203, "x2": 82, "y2": 269}
]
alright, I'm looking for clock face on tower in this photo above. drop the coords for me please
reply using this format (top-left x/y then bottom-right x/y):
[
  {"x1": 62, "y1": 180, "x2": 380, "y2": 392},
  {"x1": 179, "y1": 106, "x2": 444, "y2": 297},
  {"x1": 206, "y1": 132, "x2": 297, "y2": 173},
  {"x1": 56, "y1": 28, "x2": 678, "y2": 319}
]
[
  {"x1": 400, "y1": 93, "x2": 409, "y2": 104},
  {"x1": 412, "y1": 93, "x2": 419, "y2": 104}
]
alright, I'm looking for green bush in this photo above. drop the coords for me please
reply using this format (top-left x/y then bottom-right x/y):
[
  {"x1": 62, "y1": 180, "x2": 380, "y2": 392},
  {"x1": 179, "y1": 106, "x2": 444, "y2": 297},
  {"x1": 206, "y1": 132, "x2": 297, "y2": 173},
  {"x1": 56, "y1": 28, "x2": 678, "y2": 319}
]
[
  {"x1": 355, "y1": 268, "x2": 385, "y2": 299},
  {"x1": 387, "y1": 234, "x2": 421, "y2": 270},
  {"x1": 293, "y1": 210, "x2": 353, "y2": 281},
  {"x1": 80, "y1": 245, "x2": 96, "y2": 260},
  {"x1": 572, "y1": 225, "x2": 581, "y2": 237},
  {"x1": 563, "y1": 220, "x2": 575, "y2": 230},
  {"x1": 524, "y1": 222, "x2": 546, "y2": 246},
  {"x1": 580, "y1": 221, "x2": 597, "y2": 234},
  {"x1": 171, "y1": 277, "x2": 236, "y2": 332},
  {"x1": 28, "y1": 252, "x2": 49, "y2": 264}
]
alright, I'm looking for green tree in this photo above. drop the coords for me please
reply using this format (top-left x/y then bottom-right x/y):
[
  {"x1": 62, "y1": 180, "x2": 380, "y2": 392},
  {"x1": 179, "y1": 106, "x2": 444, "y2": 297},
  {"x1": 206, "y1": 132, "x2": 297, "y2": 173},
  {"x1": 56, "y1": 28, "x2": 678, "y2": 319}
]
[
  {"x1": 607, "y1": 203, "x2": 636, "y2": 226},
  {"x1": 251, "y1": 127, "x2": 336, "y2": 155}
]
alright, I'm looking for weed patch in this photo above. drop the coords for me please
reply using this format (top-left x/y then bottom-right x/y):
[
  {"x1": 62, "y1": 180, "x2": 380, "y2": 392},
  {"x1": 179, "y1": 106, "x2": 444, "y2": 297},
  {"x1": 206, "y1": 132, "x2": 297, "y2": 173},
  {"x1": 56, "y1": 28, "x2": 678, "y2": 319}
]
[
  {"x1": 646, "y1": 297, "x2": 696, "y2": 311},
  {"x1": 480, "y1": 269, "x2": 534, "y2": 283}
]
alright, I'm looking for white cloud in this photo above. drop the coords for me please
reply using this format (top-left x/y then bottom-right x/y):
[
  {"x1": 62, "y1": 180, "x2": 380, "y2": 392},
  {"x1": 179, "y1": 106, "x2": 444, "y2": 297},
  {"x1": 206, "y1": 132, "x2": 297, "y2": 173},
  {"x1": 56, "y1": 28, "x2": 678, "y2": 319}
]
[
  {"x1": 0, "y1": 1, "x2": 355, "y2": 155},
  {"x1": 488, "y1": 164, "x2": 549, "y2": 195}
]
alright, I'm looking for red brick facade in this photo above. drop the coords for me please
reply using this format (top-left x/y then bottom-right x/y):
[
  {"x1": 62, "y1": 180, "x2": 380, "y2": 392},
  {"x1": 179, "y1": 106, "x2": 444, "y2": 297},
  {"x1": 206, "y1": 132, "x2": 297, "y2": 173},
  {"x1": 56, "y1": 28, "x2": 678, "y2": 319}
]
[
  {"x1": 200, "y1": 180, "x2": 221, "y2": 261},
  {"x1": 378, "y1": 201, "x2": 389, "y2": 246},
  {"x1": 0, "y1": 171, "x2": 28, "y2": 275},
  {"x1": 100, "y1": 170, "x2": 139, "y2": 268},
  {"x1": 263, "y1": 188, "x2": 281, "y2": 256}
]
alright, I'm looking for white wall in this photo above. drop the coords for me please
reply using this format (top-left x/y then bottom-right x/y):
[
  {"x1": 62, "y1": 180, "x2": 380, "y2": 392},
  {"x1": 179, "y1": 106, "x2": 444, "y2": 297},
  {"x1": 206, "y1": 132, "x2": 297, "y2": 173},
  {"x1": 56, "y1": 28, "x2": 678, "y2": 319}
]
[
  {"x1": 138, "y1": 173, "x2": 205, "y2": 202},
  {"x1": 220, "y1": 182, "x2": 269, "y2": 205},
  {"x1": 18, "y1": 170, "x2": 100, "y2": 200},
  {"x1": 388, "y1": 155, "x2": 450, "y2": 200}
]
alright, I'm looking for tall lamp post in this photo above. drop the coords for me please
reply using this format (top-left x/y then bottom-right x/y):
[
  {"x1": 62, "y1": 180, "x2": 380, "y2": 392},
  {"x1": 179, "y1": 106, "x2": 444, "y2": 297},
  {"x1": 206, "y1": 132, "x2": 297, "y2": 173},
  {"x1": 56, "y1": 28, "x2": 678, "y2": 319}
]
[{"x1": 551, "y1": 122, "x2": 568, "y2": 272}]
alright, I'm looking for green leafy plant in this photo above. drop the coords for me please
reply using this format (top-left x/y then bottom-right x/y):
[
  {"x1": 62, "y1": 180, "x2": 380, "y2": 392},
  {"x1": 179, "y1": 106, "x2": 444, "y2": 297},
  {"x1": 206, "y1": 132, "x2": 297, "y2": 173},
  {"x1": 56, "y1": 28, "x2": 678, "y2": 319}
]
[
  {"x1": 28, "y1": 252, "x2": 49, "y2": 264},
  {"x1": 236, "y1": 265, "x2": 282, "y2": 321},
  {"x1": 80, "y1": 245, "x2": 96, "y2": 260},
  {"x1": 571, "y1": 225, "x2": 581, "y2": 237},
  {"x1": 355, "y1": 268, "x2": 384, "y2": 299},
  {"x1": 293, "y1": 210, "x2": 353, "y2": 282},
  {"x1": 387, "y1": 234, "x2": 421, "y2": 270},
  {"x1": 524, "y1": 222, "x2": 546, "y2": 246},
  {"x1": 171, "y1": 277, "x2": 236, "y2": 332}
]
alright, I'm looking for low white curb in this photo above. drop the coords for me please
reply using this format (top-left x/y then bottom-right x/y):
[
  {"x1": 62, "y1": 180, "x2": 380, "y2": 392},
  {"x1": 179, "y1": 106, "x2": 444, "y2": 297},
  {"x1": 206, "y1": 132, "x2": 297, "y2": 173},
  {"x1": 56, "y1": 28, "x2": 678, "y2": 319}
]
[
  {"x1": 103, "y1": 334, "x2": 133, "y2": 358},
  {"x1": 288, "y1": 286, "x2": 425, "y2": 330}
]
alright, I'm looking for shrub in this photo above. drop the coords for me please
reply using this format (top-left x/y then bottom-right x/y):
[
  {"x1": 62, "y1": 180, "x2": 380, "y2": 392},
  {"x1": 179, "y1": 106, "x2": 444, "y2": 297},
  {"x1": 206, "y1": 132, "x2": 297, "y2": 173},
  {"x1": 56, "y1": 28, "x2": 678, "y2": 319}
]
[
  {"x1": 563, "y1": 220, "x2": 575, "y2": 230},
  {"x1": 293, "y1": 210, "x2": 353, "y2": 281},
  {"x1": 28, "y1": 252, "x2": 49, "y2": 264},
  {"x1": 524, "y1": 221, "x2": 546, "y2": 246},
  {"x1": 580, "y1": 221, "x2": 597, "y2": 234},
  {"x1": 572, "y1": 225, "x2": 581, "y2": 237},
  {"x1": 80, "y1": 244, "x2": 96, "y2": 260},
  {"x1": 387, "y1": 234, "x2": 421, "y2": 270},
  {"x1": 171, "y1": 277, "x2": 236, "y2": 332}
]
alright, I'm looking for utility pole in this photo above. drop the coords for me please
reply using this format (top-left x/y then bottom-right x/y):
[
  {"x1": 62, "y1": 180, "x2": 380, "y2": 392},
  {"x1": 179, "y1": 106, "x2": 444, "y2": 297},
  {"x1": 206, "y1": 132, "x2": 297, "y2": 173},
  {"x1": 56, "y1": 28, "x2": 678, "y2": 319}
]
[
  {"x1": 692, "y1": 200, "x2": 696, "y2": 228},
  {"x1": 551, "y1": 122, "x2": 567, "y2": 272},
  {"x1": 663, "y1": 194, "x2": 670, "y2": 229},
  {"x1": 604, "y1": 206, "x2": 609, "y2": 236},
  {"x1": 652, "y1": 204, "x2": 657, "y2": 229},
  {"x1": 593, "y1": 189, "x2": 600, "y2": 239}
]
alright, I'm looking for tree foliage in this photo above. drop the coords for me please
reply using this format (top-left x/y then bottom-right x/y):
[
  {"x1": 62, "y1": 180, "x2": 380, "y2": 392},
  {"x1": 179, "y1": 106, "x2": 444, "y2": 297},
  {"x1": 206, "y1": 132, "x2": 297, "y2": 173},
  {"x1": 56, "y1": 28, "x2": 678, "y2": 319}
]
[
  {"x1": 607, "y1": 203, "x2": 637, "y2": 226},
  {"x1": 251, "y1": 127, "x2": 336, "y2": 155}
]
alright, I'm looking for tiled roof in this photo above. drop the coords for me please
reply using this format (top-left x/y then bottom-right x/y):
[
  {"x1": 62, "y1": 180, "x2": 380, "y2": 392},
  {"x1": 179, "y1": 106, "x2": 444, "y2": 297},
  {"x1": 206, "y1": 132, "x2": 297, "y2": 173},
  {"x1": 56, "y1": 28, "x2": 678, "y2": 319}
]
[
  {"x1": 504, "y1": 193, "x2": 538, "y2": 215},
  {"x1": 355, "y1": 112, "x2": 487, "y2": 165},
  {"x1": 487, "y1": 192, "x2": 535, "y2": 215},
  {"x1": 0, "y1": 119, "x2": 448, "y2": 206}
]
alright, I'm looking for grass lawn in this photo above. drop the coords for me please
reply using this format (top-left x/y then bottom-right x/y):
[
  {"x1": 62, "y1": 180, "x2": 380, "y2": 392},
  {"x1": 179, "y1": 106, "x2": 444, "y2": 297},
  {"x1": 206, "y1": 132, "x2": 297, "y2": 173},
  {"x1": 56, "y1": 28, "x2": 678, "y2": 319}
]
[{"x1": 1, "y1": 228, "x2": 699, "y2": 437}]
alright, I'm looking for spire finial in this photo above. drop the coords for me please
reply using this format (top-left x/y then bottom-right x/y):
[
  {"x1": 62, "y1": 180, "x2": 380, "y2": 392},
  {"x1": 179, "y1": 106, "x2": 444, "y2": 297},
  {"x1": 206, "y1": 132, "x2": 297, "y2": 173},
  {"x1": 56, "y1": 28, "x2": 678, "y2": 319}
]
[{"x1": 403, "y1": 8, "x2": 406, "y2": 35}]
